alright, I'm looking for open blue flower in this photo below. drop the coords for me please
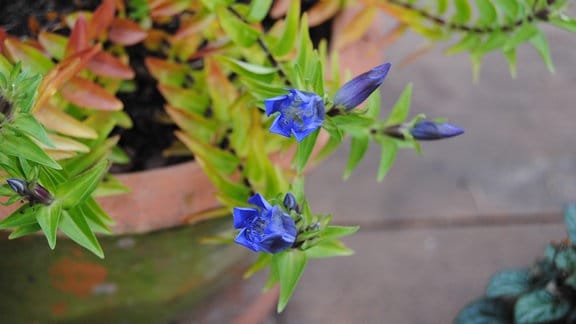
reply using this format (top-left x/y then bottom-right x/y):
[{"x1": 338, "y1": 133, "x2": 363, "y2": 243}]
[
  {"x1": 410, "y1": 121, "x2": 464, "y2": 140},
  {"x1": 334, "y1": 63, "x2": 391, "y2": 111},
  {"x1": 233, "y1": 193, "x2": 297, "y2": 253},
  {"x1": 265, "y1": 89, "x2": 324, "y2": 142}
]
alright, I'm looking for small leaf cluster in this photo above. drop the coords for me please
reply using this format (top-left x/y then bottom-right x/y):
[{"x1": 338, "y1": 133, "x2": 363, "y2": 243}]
[{"x1": 455, "y1": 205, "x2": 576, "y2": 323}]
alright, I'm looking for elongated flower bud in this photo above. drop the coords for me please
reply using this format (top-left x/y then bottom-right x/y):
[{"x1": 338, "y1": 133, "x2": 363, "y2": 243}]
[
  {"x1": 410, "y1": 121, "x2": 464, "y2": 140},
  {"x1": 334, "y1": 63, "x2": 391, "y2": 111}
]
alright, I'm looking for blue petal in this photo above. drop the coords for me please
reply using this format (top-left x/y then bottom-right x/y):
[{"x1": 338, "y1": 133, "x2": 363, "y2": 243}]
[
  {"x1": 248, "y1": 193, "x2": 272, "y2": 211},
  {"x1": 269, "y1": 116, "x2": 293, "y2": 138},
  {"x1": 334, "y1": 62, "x2": 391, "y2": 111},
  {"x1": 233, "y1": 207, "x2": 259, "y2": 229},
  {"x1": 292, "y1": 125, "x2": 318, "y2": 142},
  {"x1": 234, "y1": 228, "x2": 261, "y2": 252},
  {"x1": 265, "y1": 94, "x2": 289, "y2": 116},
  {"x1": 7, "y1": 178, "x2": 28, "y2": 195}
]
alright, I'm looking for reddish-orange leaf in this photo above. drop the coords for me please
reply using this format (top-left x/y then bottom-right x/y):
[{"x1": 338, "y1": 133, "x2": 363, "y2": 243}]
[
  {"x1": 270, "y1": 0, "x2": 291, "y2": 19},
  {"x1": 61, "y1": 76, "x2": 123, "y2": 111},
  {"x1": 87, "y1": 51, "x2": 134, "y2": 79},
  {"x1": 34, "y1": 45, "x2": 102, "y2": 112},
  {"x1": 108, "y1": 18, "x2": 147, "y2": 45},
  {"x1": 65, "y1": 14, "x2": 90, "y2": 57},
  {"x1": 307, "y1": 0, "x2": 341, "y2": 27},
  {"x1": 150, "y1": 0, "x2": 190, "y2": 18},
  {"x1": 90, "y1": 0, "x2": 116, "y2": 40}
]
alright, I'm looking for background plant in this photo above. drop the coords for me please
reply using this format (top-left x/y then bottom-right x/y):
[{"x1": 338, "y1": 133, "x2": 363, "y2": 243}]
[{"x1": 456, "y1": 205, "x2": 576, "y2": 323}]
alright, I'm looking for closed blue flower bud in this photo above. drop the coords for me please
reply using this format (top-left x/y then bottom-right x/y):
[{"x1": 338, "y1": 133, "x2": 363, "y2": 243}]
[
  {"x1": 265, "y1": 89, "x2": 324, "y2": 142},
  {"x1": 333, "y1": 63, "x2": 391, "y2": 111},
  {"x1": 6, "y1": 178, "x2": 53, "y2": 205},
  {"x1": 233, "y1": 193, "x2": 297, "y2": 253},
  {"x1": 283, "y1": 192, "x2": 299, "y2": 212},
  {"x1": 410, "y1": 121, "x2": 464, "y2": 140},
  {"x1": 7, "y1": 178, "x2": 28, "y2": 196}
]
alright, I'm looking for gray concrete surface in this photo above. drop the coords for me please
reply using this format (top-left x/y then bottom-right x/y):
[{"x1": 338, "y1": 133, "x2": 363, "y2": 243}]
[{"x1": 273, "y1": 20, "x2": 576, "y2": 324}]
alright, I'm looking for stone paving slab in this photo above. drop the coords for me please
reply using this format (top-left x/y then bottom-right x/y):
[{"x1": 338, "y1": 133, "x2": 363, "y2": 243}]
[
  {"x1": 306, "y1": 26, "x2": 576, "y2": 224},
  {"x1": 277, "y1": 223, "x2": 565, "y2": 324}
]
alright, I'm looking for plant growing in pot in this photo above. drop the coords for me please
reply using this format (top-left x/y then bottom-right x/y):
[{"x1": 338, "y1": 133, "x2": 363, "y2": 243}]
[{"x1": 0, "y1": 0, "x2": 572, "y2": 321}]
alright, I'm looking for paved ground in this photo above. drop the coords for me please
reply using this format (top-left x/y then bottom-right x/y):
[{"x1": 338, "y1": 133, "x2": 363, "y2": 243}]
[{"x1": 271, "y1": 19, "x2": 576, "y2": 324}]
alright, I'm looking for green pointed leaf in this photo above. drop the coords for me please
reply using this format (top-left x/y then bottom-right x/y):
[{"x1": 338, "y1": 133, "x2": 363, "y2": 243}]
[
  {"x1": 550, "y1": 15, "x2": 576, "y2": 33},
  {"x1": 274, "y1": 250, "x2": 307, "y2": 312},
  {"x1": 492, "y1": 0, "x2": 519, "y2": 20},
  {"x1": 0, "y1": 204, "x2": 37, "y2": 229},
  {"x1": 176, "y1": 132, "x2": 240, "y2": 174},
  {"x1": 319, "y1": 225, "x2": 359, "y2": 243},
  {"x1": 294, "y1": 128, "x2": 319, "y2": 173},
  {"x1": 446, "y1": 34, "x2": 482, "y2": 55},
  {"x1": 0, "y1": 132, "x2": 61, "y2": 169},
  {"x1": 452, "y1": 0, "x2": 472, "y2": 24},
  {"x1": 377, "y1": 137, "x2": 397, "y2": 182},
  {"x1": 502, "y1": 24, "x2": 538, "y2": 52},
  {"x1": 486, "y1": 269, "x2": 531, "y2": 298},
  {"x1": 564, "y1": 204, "x2": 576, "y2": 243},
  {"x1": 246, "y1": 0, "x2": 273, "y2": 22},
  {"x1": 55, "y1": 160, "x2": 108, "y2": 208},
  {"x1": 385, "y1": 83, "x2": 413, "y2": 125},
  {"x1": 36, "y1": 202, "x2": 62, "y2": 249},
  {"x1": 530, "y1": 31, "x2": 555, "y2": 74},
  {"x1": 8, "y1": 223, "x2": 41, "y2": 239},
  {"x1": 471, "y1": 53, "x2": 483, "y2": 83},
  {"x1": 218, "y1": 56, "x2": 277, "y2": 75},
  {"x1": 60, "y1": 209, "x2": 104, "y2": 258},
  {"x1": 503, "y1": 48, "x2": 517, "y2": 78},
  {"x1": 436, "y1": 0, "x2": 448, "y2": 15},
  {"x1": 272, "y1": 0, "x2": 300, "y2": 56},
  {"x1": 476, "y1": 0, "x2": 497, "y2": 25},
  {"x1": 11, "y1": 114, "x2": 54, "y2": 147},
  {"x1": 216, "y1": 6, "x2": 259, "y2": 47},
  {"x1": 304, "y1": 240, "x2": 354, "y2": 259},
  {"x1": 515, "y1": 290, "x2": 570, "y2": 323},
  {"x1": 343, "y1": 136, "x2": 369, "y2": 180}
]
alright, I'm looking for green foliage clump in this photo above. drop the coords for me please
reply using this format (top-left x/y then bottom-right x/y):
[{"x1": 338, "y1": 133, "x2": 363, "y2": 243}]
[{"x1": 455, "y1": 205, "x2": 576, "y2": 323}]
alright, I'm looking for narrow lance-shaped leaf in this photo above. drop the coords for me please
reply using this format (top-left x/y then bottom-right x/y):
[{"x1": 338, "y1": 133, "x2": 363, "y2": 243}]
[
  {"x1": 36, "y1": 202, "x2": 62, "y2": 249},
  {"x1": 60, "y1": 209, "x2": 104, "y2": 258},
  {"x1": 55, "y1": 159, "x2": 108, "y2": 208},
  {"x1": 530, "y1": 31, "x2": 555, "y2": 74},
  {"x1": 377, "y1": 137, "x2": 397, "y2": 182},
  {"x1": 1, "y1": 132, "x2": 61, "y2": 169},
  {"x1": 385, "y1": 82, "x2": 413, "y2": 126},
  {"x1": 272, "y1": 0, "x2": 300, "y2": 56},
  {"x1": 343, "y1": 136, "x2": 369, "y2": 180},
  {"x1": 275, "y1": 250, "x2": 308, "y2": 313},
  {"x1": 294, "y1": 128, "x2": 319, "y2": 173},
  {"x1": 216, "y1": 6, "x2": 259, "y2": 47}
]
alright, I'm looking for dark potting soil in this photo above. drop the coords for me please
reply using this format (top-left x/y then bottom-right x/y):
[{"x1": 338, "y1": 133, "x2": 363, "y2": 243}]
[{"x1": 0, "y1": 0, "x2": 333, "y2": 173}]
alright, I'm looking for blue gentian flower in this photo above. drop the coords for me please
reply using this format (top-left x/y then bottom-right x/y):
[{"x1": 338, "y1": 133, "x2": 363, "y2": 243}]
[
  {"x1": 265, "y1": 89, "x2": 324, "y2": 142},
  {"x1": 410, "y1": 121, "x2": 464, "y2": 140},
  {"x1": 233, "y1": 193, "x2": 297, "y2": 253},
  {"x1": 334, "y1": 63, "x2": 391, "y2": 111}
]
